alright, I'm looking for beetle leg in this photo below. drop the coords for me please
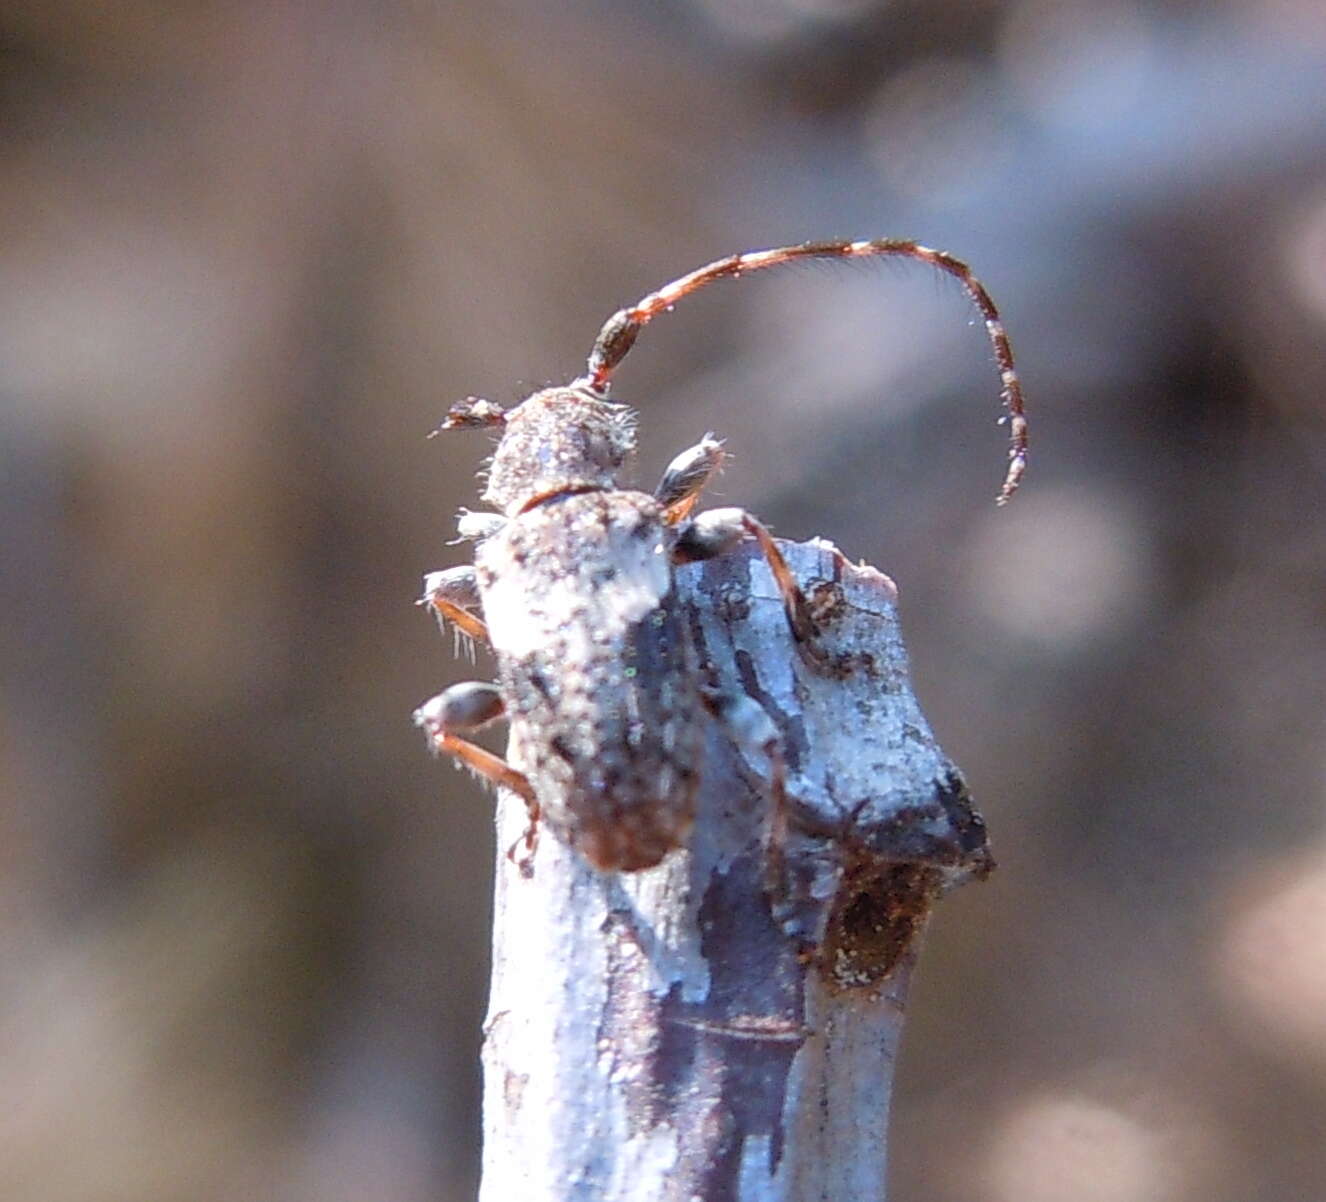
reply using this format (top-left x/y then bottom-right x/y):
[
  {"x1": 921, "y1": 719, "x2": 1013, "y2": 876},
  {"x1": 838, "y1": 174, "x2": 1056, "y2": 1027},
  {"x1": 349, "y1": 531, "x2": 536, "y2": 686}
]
[
  {"x1": 418, "y1": 566, "x2": 489, "y2": 645},
  {"x1": 655, "y1": 435, "x2": 726, "y2": 524},
  {"x1": 452, "y1": 509, "x2": 507, "y2": 544},
  {"x1": 413, "y1": 684, "x2": 540, "y2": 872},
  {"x1": 428, "y1": 396, "x2": 507, "y2": 434},
  {"x1": 672, "y1": 506, "x2": 746, "y2": 564},
  {"x1": 673, "y1": 508, "x2": 823, "y2": 659},
  {"x1": 736, "y1": 514, "x2": 823, "y2": 653}
]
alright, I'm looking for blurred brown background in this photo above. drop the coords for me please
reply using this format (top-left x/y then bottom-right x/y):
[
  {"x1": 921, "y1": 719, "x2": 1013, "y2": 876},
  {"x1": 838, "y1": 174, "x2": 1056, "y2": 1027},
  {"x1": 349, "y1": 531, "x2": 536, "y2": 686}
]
[{"x1": 2, "y1": 1, "x2": 1325, "y2": 1199}]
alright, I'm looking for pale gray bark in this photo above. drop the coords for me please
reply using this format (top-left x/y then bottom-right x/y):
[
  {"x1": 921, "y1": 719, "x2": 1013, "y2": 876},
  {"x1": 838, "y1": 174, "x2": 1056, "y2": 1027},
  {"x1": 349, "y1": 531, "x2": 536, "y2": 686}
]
[{"x1": 480, "y1": 538, "x2": 991, "y2": 1202}]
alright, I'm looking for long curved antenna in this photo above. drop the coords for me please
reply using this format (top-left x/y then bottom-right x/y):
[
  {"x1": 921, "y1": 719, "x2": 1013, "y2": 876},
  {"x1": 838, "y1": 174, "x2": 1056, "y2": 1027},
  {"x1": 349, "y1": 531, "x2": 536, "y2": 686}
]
[{"x1": 579, "y1": 240, "x2": 1029, "y2": 504}]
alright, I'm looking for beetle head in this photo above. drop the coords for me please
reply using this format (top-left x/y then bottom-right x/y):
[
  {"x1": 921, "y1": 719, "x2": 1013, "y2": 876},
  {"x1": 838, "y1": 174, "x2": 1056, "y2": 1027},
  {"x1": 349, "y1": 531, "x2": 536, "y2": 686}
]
[{"x1": 483, "y1": 386, "x2": 636, "y2": 515}]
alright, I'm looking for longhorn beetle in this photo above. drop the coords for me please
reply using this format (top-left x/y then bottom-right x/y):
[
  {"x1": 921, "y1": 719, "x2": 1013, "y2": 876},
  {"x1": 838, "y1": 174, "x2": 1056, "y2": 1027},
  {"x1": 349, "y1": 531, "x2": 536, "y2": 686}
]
[{"x1": 413, "y1": 240, "x2": 1028, "y2": 873}]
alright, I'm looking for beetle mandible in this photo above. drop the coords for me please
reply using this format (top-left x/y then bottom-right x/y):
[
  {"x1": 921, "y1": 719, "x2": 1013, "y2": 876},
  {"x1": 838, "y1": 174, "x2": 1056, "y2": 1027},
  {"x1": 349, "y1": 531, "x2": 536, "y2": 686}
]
[{"x1": 413, "y1": 239, "x2": 1028, "y2": 873}]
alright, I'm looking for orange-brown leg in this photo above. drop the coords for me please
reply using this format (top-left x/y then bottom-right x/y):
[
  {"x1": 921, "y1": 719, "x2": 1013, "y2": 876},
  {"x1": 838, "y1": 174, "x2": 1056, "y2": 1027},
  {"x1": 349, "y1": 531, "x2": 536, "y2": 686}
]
[
  {"x1": 413, "y1": 684, "x2": 539, "y2": 871},
  {"x1": 655, "y1": 436, "x2": 726, "y2": 524},
  {"x1": 673, "y1": 508, "x2": 822, "y2": 660},
  {"x1": 419, "y1": 566, "x2": 489, "y2": 643},
  {"x1": 738, "y1": 515, "x2": 822, "y2": 653}
]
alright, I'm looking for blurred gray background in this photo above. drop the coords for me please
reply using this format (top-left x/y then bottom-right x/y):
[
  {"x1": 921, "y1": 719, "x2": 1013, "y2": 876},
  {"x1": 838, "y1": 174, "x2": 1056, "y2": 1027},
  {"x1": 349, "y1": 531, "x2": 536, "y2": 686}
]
[{"x1": 3, "y1": 1, "x2": 1326, "y2": 1199}]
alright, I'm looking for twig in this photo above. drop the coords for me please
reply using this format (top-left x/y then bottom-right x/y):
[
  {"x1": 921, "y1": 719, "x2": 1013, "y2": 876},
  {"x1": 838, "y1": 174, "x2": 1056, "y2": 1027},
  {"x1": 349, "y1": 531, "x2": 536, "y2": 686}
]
[{"x1": 480, "y1": 537, "x2": 992, "y2": 1202}]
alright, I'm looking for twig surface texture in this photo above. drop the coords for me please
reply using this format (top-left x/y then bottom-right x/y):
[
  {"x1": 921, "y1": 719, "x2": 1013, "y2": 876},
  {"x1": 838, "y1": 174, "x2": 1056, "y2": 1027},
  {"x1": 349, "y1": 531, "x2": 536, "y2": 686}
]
[{"x1": 481, "y1": 538, "x2": 991, "y2": 1202}]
